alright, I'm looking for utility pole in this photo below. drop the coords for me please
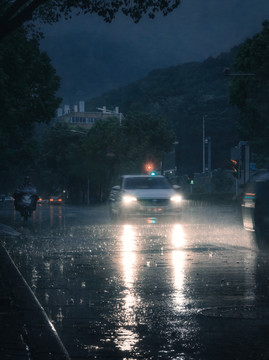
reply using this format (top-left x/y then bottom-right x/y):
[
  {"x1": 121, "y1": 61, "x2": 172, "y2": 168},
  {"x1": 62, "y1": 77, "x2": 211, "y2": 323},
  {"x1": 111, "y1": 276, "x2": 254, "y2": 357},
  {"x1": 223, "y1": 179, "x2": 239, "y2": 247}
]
[
  {"x1": 202, "y1": 115, "x2": 207, "y2": 173},
  {"x1": 205, "y1": 137, "x2": 211, "y2": 173}
]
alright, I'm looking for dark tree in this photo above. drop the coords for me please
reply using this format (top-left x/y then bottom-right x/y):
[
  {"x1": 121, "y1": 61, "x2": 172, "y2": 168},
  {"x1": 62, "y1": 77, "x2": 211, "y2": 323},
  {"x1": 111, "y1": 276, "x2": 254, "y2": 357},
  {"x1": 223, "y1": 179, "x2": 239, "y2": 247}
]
[
  {"x1": 229, "y1": 20, "x2": 269, "y2": 160},
  {"x1": 0, "y1": 0, "x2": 180, "y2": 41},
  {"x1": 0, "y1": 27, "x2": 61, "y2": 190},
  {"x1": 40, "y1": 113, "x2": 175, "y2": 202}
]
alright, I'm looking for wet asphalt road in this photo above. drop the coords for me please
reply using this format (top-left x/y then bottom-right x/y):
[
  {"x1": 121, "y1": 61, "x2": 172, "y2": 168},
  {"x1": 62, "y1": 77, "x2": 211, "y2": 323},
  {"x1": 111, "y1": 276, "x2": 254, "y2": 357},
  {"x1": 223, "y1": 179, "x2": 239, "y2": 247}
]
[{"x1": 1, "y1": 200, "x2": 269, "y2": 359}]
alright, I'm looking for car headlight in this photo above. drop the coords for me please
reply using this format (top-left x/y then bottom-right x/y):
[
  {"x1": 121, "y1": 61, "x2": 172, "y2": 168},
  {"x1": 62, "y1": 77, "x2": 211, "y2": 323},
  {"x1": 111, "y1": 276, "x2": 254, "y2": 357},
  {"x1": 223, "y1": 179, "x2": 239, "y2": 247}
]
[
  {"x1": 122, "y1": 195, "x2": 137, "y2": 204},
  {"x1": 170, "y1": 195, "x2": 182, "y2": 203}
]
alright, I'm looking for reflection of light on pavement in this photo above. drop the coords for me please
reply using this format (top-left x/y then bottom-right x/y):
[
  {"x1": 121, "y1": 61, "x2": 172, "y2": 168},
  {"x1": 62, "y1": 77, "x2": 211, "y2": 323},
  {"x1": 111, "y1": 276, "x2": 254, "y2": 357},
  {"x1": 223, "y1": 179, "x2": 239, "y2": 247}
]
[
  {"x1": 49, "y1": 206, "x2": 54, "y2": 226},
  {"x1": 114, "y1": 225, "x2": 139, "y2": 352},
  {"x1": 244, "y1": 251, "x2": 256, "y2": 302},
  {"x1": 49, "y1": 205, "x2": 63, "y2": 227},
  {"x1": 172, "y1": 224, "x2": 186, "y2": 248},
  {"x1": 114, "y1": 328, "x2": 139, "y2": 352},
  {"x1": 123, "y1": 251, "x2": 136, "y2": 287},
  {"x1": 58, "y1": 206, "x2": 63, "y2": 227},
  {"x1": 122, "y1": 225, "x2": 136, "y2": 287},
  {"x1": 171, "y1": 225, "x2": 187, "y2": 309},
  {"x1": 122, "y1": 225, "x2": 136, "y2": 253},
  {"x1": 172, "y1": 250, "x2": 186, "y2": 309}
]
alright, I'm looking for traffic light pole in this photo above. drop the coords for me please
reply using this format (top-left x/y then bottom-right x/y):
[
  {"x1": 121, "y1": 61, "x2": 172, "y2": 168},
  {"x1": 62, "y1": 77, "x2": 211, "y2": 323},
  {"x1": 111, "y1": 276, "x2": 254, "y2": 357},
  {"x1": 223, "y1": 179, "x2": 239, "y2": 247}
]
[{"x1": 202, "y1": 115, "x2": 207, "y2": 173}]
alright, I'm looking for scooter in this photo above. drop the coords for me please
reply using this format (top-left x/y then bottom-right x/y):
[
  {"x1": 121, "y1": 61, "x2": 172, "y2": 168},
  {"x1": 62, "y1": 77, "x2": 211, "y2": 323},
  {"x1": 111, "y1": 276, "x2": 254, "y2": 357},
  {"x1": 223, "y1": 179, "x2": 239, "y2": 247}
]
[{"x1": 14, "y1": 193, "x2": 38, "y2": 222}]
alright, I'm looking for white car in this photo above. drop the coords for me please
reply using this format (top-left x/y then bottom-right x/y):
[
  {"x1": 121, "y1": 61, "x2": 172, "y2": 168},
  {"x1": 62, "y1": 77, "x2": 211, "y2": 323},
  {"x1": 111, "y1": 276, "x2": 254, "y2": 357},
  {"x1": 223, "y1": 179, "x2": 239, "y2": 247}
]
[{"x1": 108, "y1": 175, "x2": 183, "y2": 219}]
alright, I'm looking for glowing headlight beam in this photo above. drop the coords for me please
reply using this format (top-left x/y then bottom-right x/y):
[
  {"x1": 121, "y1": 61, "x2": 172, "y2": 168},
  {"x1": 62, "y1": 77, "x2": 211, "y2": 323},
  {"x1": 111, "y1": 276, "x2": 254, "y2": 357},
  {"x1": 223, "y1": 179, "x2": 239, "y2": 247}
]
[
  {"x1": 170, "y1": 195, "x2": 182, "y2": 203},
  {"x1": 122, "y1": 195, "x2": 137, "y2": 204}
]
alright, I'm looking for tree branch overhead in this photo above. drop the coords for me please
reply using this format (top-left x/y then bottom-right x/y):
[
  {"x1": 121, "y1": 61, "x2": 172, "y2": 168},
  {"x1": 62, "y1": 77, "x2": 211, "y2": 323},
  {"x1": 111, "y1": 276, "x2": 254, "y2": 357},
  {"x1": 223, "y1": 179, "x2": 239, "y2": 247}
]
[{"x1": 0, "y1": 0, "x2": 181, "y2": 41}]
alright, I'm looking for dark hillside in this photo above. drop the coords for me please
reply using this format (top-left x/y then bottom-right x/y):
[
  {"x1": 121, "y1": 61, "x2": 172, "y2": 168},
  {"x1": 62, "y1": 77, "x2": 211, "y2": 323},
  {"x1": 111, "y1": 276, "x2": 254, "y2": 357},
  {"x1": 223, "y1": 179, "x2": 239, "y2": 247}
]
[
  {"x1": 40, "y1": 0, "x2": 269, "y2": 104},
  {"x1": 86, "y1": 48, "x2": 240, "y2": 174}
]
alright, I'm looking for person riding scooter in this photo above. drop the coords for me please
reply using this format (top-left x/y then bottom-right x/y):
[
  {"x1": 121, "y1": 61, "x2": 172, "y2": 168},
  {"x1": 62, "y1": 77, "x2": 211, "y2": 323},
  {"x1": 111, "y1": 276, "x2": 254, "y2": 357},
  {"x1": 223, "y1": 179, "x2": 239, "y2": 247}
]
[{"x1": 13, "y1": 176, "x2": 39, "y2": 213}]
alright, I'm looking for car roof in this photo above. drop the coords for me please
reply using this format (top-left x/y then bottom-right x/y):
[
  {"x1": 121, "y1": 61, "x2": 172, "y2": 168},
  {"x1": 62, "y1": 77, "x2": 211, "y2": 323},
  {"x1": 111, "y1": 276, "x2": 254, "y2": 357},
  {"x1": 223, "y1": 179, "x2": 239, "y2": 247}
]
[{"x1": 122, "y1": 175, "x2": 164, "y2": 178}]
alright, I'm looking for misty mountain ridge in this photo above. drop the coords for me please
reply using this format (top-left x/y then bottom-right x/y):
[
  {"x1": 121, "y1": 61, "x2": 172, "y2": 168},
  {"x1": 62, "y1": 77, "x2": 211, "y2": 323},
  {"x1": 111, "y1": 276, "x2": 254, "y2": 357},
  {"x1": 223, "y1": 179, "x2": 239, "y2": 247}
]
[
  {"x1": 40, "y1": 0, "x2": 268, "y2": 104},
  {"x1": 85, "y1": 46, "x2": 238, "y2": 113},
  {"x1": 85, "y1": 47, "x2": 241, "y2": 174}
]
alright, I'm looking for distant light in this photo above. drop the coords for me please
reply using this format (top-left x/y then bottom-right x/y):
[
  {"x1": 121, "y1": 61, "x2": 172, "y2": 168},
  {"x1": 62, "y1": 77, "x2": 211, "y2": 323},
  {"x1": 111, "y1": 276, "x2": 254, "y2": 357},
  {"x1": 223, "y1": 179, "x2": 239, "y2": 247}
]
[
  {"x1": 147, "y1": 217, "x2": 157, "y2": 224},
  {"x1": 145, "y1": 163, "x2": 154, "y2": 172},
  {"x1": 150, "y1": 171, "x2": 157, "y2": 176}
]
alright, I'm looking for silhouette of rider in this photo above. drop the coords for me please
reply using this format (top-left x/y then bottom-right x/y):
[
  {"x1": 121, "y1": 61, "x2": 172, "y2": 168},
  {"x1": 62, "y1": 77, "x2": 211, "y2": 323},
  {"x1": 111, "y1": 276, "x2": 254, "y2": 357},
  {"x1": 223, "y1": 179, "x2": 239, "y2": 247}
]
[{"x1": 13, "y1": 176, "x2": 38, "y2": 211}]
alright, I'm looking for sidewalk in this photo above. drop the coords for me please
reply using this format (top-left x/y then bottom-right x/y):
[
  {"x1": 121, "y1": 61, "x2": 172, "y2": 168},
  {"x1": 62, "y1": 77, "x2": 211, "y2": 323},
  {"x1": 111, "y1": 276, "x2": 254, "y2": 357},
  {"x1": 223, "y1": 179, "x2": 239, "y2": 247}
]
[{"x1": 0, "y1": 225, "x2": 71, "y2": 360}]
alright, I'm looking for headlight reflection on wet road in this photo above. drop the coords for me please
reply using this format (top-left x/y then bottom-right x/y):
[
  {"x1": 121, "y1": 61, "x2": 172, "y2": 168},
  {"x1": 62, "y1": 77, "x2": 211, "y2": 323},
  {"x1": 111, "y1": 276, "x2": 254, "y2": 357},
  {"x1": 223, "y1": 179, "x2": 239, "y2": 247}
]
[
  {"x1": 114, "y1": 224, "x2": 140, "y2": 352},
  {"x1": 49, "y1": 205, "x2": 63, "y2": 227},
  {"x1": 122, "y1": 224, "x2": 137, "y2": 288},
  {"x1": 171, "y1": 224, "x2": 188, "y2": 310},
  {"x1": 172, "y1": 224, "x2": 186, "y2": 248},
  {"x1": 116, "y1": 223, "x2": 190, "y2": 353}
]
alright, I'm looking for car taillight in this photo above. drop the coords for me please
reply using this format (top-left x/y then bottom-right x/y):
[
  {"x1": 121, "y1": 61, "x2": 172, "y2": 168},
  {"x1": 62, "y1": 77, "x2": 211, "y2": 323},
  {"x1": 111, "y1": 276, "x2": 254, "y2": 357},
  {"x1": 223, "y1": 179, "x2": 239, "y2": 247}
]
[{"x1": 245, "y1": 192, "x2": 255, "y2": 199}]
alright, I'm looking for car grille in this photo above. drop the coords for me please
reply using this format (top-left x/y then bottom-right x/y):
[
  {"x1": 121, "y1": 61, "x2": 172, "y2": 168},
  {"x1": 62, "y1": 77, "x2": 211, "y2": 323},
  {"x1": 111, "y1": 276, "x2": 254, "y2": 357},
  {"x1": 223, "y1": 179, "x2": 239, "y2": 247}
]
[{"x1": 138, "y1": 199, "x2": 170, "y2": 206}]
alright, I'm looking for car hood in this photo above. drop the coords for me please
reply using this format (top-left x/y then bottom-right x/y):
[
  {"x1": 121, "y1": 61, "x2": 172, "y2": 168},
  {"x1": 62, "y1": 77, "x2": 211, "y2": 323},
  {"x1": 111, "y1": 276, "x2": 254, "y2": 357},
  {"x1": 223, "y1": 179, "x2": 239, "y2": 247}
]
[{"x1": 123, "y1": 189, "x2": 176, "y2": 199}]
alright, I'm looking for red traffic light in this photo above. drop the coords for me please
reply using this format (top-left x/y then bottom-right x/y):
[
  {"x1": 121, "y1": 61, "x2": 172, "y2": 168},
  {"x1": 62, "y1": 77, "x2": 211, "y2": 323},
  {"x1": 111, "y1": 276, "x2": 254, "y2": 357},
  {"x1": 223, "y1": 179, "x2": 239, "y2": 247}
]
[
  {"x1": 230, "y1": 159, "x2": 239, "y2": 177},
  {"x1": 145, "y1": 163, "x2": 153, "y2": 171}
]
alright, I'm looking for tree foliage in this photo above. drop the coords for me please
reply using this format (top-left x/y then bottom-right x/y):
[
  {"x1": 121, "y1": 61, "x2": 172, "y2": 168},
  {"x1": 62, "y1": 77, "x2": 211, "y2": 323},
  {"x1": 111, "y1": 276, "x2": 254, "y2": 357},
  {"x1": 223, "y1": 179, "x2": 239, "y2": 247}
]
[
  {"x1": 229, "y1": 20, "x2": 269, "y2": 160},
  {"x1": 40, "y1": 124, "x2": 87, "y2": 194},
  {"x1": 0, "y1": 27, "x2": 61, "y2": 190},
  {"x1": 40, "y1": 113, "x2": 175, "y2": 202},
  {"x1": 120, "y1": 112, "x2": 175, "y2": 172},
  {"x1": 0, "y1": 0, "x2": 180, "y2": 41}
]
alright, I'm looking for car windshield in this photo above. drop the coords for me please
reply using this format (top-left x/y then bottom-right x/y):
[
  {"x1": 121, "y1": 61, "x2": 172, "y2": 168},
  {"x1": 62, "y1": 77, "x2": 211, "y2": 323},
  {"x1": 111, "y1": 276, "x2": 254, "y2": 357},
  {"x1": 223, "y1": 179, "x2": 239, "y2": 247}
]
[{"x1": 124, "y1": 177, "x2": 171, "y2": 190}]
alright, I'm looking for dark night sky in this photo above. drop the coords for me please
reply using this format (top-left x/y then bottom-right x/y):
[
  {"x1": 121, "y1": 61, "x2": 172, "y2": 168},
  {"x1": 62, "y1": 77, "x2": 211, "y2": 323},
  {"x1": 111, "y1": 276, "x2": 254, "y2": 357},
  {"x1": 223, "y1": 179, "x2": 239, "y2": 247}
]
[{"x1": 40, "y1": 0, "x2": 269, "y2": 105}]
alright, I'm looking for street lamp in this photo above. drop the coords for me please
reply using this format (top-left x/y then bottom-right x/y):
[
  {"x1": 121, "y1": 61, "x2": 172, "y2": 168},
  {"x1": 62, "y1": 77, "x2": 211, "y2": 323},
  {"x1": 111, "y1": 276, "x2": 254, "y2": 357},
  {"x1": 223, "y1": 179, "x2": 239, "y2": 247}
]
[
  {"x1": 205, "y1": 137, "x2": 211, "y2": 173},
  {"x1": 202, "y1": 115, "x2": 207, "y2": 173},
  {"x1": 202, "y1": 109, "x2": 228, "y2": 173}
]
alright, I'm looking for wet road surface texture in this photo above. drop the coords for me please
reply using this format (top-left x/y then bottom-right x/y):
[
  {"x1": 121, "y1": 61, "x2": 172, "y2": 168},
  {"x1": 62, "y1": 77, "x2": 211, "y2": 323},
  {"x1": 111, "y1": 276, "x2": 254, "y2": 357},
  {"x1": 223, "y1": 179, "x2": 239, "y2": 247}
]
[{"x1": 1, "y1": 200, "x2": 269, "y2": 359}]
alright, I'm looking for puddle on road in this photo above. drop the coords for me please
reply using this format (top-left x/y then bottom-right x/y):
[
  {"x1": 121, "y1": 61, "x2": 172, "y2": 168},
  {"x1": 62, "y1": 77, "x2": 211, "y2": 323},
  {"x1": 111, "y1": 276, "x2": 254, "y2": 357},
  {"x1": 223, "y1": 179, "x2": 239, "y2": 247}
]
[
  {"x1": 3, "y1": 203, "x2": 267, "y2": 360},
  {"x1": 199, "y1": 305, "x2": 269, "y2": 319}
]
